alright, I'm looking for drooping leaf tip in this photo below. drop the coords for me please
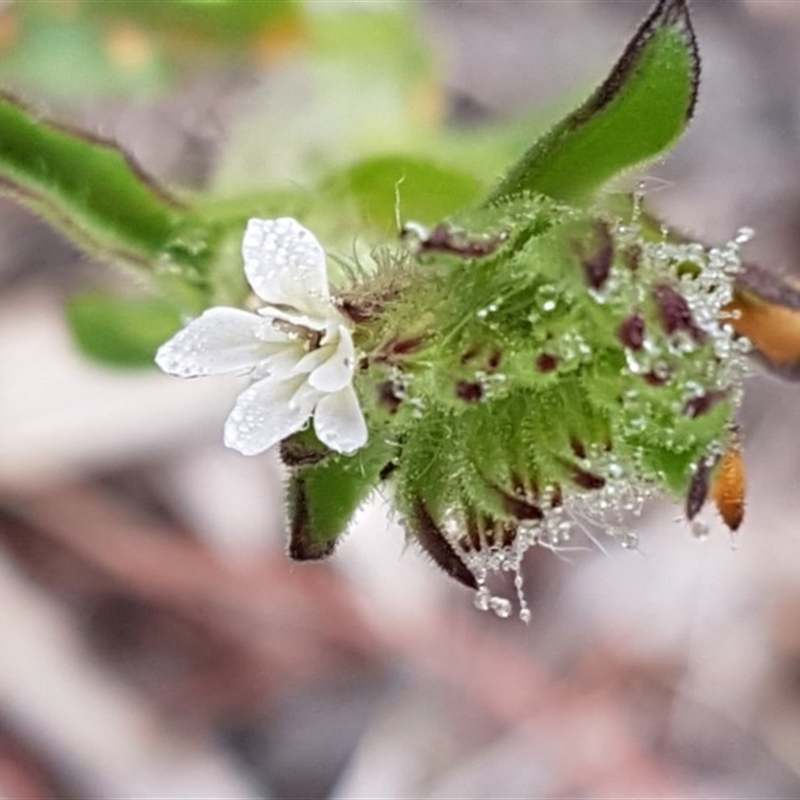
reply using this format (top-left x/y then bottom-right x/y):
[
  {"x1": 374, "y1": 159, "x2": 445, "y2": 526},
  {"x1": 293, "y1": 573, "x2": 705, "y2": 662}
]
[{"x1": 588, "y1": 0, "x2": 699, "y2": 125}]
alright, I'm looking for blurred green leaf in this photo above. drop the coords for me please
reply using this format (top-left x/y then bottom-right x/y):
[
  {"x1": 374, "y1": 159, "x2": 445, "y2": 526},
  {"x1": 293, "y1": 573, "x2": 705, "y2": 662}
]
[
  {"x1": 0, "y1": 1, "x2": 303, "y2": 98},
  {"x1": 0, "y1": 91, "x2": 210, "y2": 272},
  {"x1": 321, "y1": 154, "x2": 482, "y2": 235},
  {"x1": 487, "y1": 0, "x2": 699, "y2": 205},
  {"x1": 213, "y1": 3, "x2": 438, "y2": 196},
  {"x1": 66, "y1": 292, "x2": 182, "y2": 368}
]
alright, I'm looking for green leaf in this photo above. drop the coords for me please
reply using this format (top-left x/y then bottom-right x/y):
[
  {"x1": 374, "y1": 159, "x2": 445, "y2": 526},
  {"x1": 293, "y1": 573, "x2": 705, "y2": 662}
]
[
  {"x1": 66, "y1": 292, "x2": 182, "y2": 368},
  {"x1": 287, "y1": 436, "x2": 394, "y2": 560},
  {"x1": 487, "y1": 0, "x2": 699, "y2": 205},
  {"x1": 321, "y1": 154, "x2": 482, "y2": 235},
  {"x1": 0, "y1": 91, "x2": 208, "y2": 272}
]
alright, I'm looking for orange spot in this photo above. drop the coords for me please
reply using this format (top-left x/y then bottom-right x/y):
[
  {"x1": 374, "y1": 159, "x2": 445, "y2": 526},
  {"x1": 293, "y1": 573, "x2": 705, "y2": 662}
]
[
  {"x1": 727, "y1": 292, "x2": 800, "y2": 366},
  {"x1": 410, "y1": 81, "x2": 446, "y2": 128},
  {"x1": 252, "y1": 15, "x2": 307, "y2": 65},
  {"x1": 0, "y1": 8, "x2": 16, "y2": 51},
  {"x1": 105, "y1": 23, "x2": 153, "y2": 73},
  {"x1": 710, "y1": 441, "x2": 745, "y2": 531}
]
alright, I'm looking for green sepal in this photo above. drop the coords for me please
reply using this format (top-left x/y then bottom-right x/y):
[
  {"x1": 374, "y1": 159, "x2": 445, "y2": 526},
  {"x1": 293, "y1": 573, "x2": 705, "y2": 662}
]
[
  {"x1": 487, "y1": 0, "x2": 699, "y2": 205},
  {"x1": 286, "y1": 434, "x2": 395, "y2": 560},
  {"x1": 65, "y1": 291, "x2": 184, "y2": 369},
  {"x1": 0, "y1": 91, "x2": 208, "y2": 271}
]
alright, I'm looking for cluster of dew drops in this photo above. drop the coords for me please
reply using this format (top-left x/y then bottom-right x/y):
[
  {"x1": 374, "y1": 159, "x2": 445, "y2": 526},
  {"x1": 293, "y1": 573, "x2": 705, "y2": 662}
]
[{"x1": 448, "y1": 197, "x2": 754, "y2": 623}]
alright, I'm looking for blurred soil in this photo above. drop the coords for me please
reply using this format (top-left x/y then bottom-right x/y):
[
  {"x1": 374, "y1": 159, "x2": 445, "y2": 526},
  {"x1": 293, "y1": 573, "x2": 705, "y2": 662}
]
[{"x1": 4, "y1": 1, "x2": 800, "y2": 798}]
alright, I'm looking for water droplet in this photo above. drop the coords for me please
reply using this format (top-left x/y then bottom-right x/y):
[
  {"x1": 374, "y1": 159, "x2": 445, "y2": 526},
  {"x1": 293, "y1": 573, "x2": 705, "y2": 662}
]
[
  {"x1": 473, "y1": 586, "x2": 491, "y2": 612},
  {"x1": 513, "y1": 566, "x2": 530, "y2": 625},
  {"x1": 691, "y1": 520, "x2": 710, "y2": 540},
  {"x1": 489, "y1": 596, "x2": 512, "y2": 618},
  {"x1": 620, "y1": 531, "x2": 638, "y2": 549}
]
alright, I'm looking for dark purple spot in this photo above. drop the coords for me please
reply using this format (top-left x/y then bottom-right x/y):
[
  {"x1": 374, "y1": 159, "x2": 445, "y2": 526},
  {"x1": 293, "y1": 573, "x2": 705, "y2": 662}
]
[
  {"x1": 389, "y1": 337, "x2": 422, "y2": 356},
  {"x1": 499, "y1": 522, "x2": 516, "y2": 548},
  {"x1": 685, "y1": 459, "x2": 709, "y2": 520},
  {"x1": 410, "y1": 223, "x2": 504, "y2": 258},
  {"x1": 414, "y1": 501, "x2": 477, "y2": 588},
  {"x1": 502, "y1": 494, "x2": 544, "y2": 521},
  {"x1": 580, "y1": 221, "x2": 614, "y2": 290},
  {"x1": 456, "y1": 381, "x2": 484, "y2": 402},
  {"x1": 339, "y1": 299, "x2": 375, "y2": 324},
  {"x1": 624, "y1": 243, "x2": 642, "y2": 272},
  {"x1": 460, "y1": 345, "x2": 480, "y2": 365},
  {"x1": 652, "y1": 284, "x2": 705, "y2": 342},
  {"x1": 643, "y1": 368, "x2": 670, "y2": 386},
  {"x1": 683, "y1": 390, "x2": 727, "y2": 418},
  {"x1": 572, "y1": 468, "x2": 606, "y2": 490},
  {"x1": 487, "y1": 349, "x2": 502, "y2": 370},
  {"x1": 376, "y1": 380, "x2": 402, "y2": 414},
  {"x1": 279, "y1": 438, "x2": 327, "y2": 467},
  {"x1": 374, "y1": 336, "x2": 423, "y2": 364},
  {"x1": 379, "y1": 461, "x2": 398, "y2": 480},
  {"x1": 617, "y1": 313, "x2": 645, "y2": 350},
  {"x1": 570, "y1": 438, "x2": 587, "y2": 459},
  {"x1": 536, "y1": 353, "x2": 559, "y2": 373},
  {"x1": 424, "y1": 224, "x2": 452, "y2": 249}
]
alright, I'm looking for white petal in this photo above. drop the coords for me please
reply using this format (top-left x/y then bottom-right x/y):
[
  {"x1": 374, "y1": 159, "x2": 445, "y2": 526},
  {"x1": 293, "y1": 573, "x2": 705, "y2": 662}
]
[
  {"x1": 251, "y1": 340, "x2": 309, "y2": 382},
  {"x1": 307, "y1": 326, "x2": 356, "y2": 393},
  {"x1": 242, "y1": 218, "x2": 330, "y2": 312},
  {"x1": 155, "y1": 307, "x2": 279, "y2": 377},
  {"x1": 293, "y1": 346, "x2": 331, "y2": 377},
  {"x1": 314, "y1": 385, "x2": 368, "y2": 454},
  {"x1": 223, "y1": 375, "x2": 318, "y2": 456}
]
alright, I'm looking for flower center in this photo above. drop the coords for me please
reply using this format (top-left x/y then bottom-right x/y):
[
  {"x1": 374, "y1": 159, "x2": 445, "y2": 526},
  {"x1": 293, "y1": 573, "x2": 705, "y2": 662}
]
[{"x1": 271, "y1": 318, "x2": 324, "y2": 350}]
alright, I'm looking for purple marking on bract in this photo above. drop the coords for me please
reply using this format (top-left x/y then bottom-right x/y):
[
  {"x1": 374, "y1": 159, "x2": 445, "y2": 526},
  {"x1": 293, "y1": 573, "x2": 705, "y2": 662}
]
[
  {"x1": 653, "y1": 283, "x2": 705, "y2": 341},
  {"x1": 617, "y1": 313, "x2": 646, "y2": 350},
  {"x1": 456, "y1": 381, "x2": 484, "y2": 402},
  {"x1": 536, "y1": 353, "x2": 560, "y2": 372},
  {"x1": 683, "y1": 390, "x2": 726, "y2": 418},
  {"x1": 685, "y1": 459, "x2": 709, "y2": 520},
  {"x1": 581, "y1": 221, "x2": 614, "y2": 290}
]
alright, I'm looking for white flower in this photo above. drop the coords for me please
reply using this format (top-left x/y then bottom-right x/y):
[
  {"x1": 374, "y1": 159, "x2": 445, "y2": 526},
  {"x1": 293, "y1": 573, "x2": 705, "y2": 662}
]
[{"x1": 156, "y1": 218, "x2": 368, "y2": 456}]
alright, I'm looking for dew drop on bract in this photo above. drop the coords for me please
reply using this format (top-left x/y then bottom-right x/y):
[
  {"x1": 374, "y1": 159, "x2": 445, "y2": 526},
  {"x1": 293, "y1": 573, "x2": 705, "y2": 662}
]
[
  {"x1": 691, "y1": 520, "x2": 710, "y2": 540},
  {"x1": 473, "y1": 586, "x2": 491, "y2": 612},
  {"x1": 489, "y1": 596, "x2": 512, "y2": 618}
]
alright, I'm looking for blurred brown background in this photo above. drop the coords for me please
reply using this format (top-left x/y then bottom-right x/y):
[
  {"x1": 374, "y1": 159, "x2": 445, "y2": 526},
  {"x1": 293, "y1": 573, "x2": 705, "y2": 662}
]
[{"x1": 4, "y1": 1, "x2": 800, "y2": 797}]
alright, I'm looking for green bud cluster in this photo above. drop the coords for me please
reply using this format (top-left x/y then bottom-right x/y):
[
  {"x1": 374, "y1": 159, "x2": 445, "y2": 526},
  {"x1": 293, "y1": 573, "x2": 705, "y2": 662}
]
[{"x1": 331, "y1": 195, "x2": 747, "y2": 619}]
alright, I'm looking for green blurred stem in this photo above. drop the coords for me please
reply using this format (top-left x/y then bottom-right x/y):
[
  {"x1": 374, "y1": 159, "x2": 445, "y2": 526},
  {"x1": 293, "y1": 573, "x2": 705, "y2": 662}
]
[{"x1": 0, "y1": 91, "x2": 210, "y2": 273}]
